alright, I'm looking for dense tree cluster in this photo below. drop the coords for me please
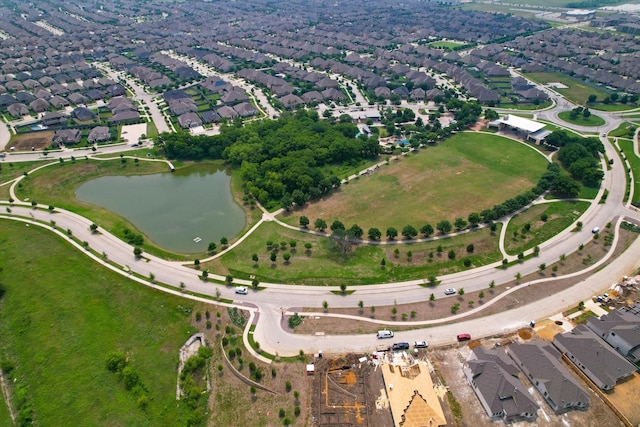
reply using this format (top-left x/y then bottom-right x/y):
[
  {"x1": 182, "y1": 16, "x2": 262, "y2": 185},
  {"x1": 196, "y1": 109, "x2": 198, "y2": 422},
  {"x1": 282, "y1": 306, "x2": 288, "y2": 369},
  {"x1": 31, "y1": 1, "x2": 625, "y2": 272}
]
[
  {"x1": 160, "y1": 110, "x2": 380, "y2": 208},
  {"x1": 546, "y1": 131, "x2": 604, "y2": 188}
]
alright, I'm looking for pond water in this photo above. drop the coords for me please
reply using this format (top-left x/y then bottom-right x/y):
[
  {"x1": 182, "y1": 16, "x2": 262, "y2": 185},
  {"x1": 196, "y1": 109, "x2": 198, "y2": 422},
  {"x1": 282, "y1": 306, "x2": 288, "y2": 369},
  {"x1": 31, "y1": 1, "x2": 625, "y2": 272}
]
[{"x1": 76, "y1": 164, "x2": 245, "y2": 253}]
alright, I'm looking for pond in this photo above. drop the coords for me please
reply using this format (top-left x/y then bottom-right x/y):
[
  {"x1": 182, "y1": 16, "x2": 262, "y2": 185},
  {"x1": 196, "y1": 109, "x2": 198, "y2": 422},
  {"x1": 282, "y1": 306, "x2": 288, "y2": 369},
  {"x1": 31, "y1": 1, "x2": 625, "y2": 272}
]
[{"x1": 76, "y1": 163, "x2": 245, "y2": 253}]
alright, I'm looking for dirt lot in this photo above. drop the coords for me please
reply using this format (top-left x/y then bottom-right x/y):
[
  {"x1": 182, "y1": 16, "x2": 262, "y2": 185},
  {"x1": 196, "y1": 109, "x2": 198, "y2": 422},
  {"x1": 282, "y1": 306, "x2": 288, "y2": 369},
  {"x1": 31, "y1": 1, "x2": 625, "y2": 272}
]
[
  {"x1": 292, "y1": 228, "x2": 636, "y2": 336},
  {"x1": 309, "y1": 354, "x2": 393, "y2": 427},
  {"x1": 432, "y1": 334, "x2": 625, "y2": 427},
  {"x1": 606, "y1": 372, "x2": 640, "y2": 426},
  {"x1": 8, "y1": 131, "x2": 54, "y2": 151}
]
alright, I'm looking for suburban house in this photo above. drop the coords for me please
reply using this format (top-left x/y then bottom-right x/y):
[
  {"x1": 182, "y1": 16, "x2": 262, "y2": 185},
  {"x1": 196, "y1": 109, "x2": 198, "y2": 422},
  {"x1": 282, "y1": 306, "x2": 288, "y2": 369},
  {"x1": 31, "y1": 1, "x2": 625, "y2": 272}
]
[
  {"x1": 464, "y1": 346, "x2": 538, "y2": 424},
  {"x1": 87, "y1": 126, "x2": 110, "y2": 143},
  {"x1": 177, "y1": 112, "x2": 202, "y2": 129},
  {"x1": 586, "y1": 309, "x2": 640, "y2": 363},
  {"x1": 52, "y1": 129, "x2": 81, "y2": 146},
  {"x1": 553, "y1": 324, "x2": 637, "y2": 390},
  {"x1": 41, "y1": 111, "x2": 68, "y2": 126},
  {"x1": 508, "y1": 340, "x2": 589, "y2": 414}
]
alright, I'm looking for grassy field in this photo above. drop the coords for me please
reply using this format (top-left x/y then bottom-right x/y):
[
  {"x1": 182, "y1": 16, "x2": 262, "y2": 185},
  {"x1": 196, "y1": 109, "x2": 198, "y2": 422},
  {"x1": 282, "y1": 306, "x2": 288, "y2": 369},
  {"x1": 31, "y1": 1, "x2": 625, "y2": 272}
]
[
  {"x1": 281, "y1": 132, "x2": 548, "y2": 231},
  {"x1": 609, "y1": 122, "x2": 637, "y2": 139},
  {"x1": 427, "y1": 40, "x2": 468, "y2": 50},
  {"x1": 0, "y1": 220, "x2": 198, "y2": 425},
  {"x1": 0, "y1": 159, "x2": 52, "y2": 185},
  {"x1": 210, "y1": 221, "x2": 502, "y2": 286},
  {"x1": 524, "y1": 72, "x2": 610, "y2": 105},
  {"x1": 617, "y1": 139, "x2": 640, "y2": 206},
  {"x1": 504, "y1": 201, "x2": 590, "y2": 255},
  {"x1": 557, "y1": 111, "x2": 606, "y2": 127}
]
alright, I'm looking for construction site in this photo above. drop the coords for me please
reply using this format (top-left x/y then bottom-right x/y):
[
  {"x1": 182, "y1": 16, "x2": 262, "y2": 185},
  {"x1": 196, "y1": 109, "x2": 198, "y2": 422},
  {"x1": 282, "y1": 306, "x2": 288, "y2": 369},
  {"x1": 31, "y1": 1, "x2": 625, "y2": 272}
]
[{"x1": 309, "y1": 349, "x2": 447, "y2": 427}]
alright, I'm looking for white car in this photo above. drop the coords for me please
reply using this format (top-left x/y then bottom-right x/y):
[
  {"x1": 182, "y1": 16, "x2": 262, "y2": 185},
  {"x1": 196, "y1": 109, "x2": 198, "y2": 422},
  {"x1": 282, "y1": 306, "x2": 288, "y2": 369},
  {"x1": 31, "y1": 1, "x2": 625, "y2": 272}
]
[
  {"x1": 414, "y1": 341, "x2": 428, "y2": 348},
  {"x1": 235, "y1": 286, "x2": 248, "y2": 295},
  {"x1": 444, "y1": 288, "x2": 457, "y2": 295},
  {"x1": 592, "y1": 226, "x2": 600, "y2": 234}
]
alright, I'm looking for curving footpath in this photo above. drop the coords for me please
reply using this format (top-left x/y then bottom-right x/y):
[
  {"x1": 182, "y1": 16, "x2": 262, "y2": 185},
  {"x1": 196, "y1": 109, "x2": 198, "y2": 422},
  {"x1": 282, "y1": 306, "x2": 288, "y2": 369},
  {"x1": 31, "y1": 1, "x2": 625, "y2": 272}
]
[{"x1": 1, "y1": 96, "x2": 640, "y2": 358}]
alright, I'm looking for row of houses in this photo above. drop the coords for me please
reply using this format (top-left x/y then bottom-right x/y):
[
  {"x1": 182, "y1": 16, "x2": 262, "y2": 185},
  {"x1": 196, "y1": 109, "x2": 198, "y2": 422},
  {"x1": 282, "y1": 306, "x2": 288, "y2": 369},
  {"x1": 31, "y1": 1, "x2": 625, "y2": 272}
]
[{"x1": 467, "y1": 305, "x2": 640, "y2": 423}]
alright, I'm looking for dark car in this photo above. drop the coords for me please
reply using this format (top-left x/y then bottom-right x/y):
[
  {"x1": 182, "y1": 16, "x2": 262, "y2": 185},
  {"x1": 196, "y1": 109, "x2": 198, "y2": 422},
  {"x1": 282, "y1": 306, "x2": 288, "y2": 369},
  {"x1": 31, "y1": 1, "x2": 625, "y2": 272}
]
[
  {"x1": 392, "y1": 342, "x2": 410, "y2": 351},
  {"x1": 457, "y1": 333, "x2": 471, "y2": 342}
]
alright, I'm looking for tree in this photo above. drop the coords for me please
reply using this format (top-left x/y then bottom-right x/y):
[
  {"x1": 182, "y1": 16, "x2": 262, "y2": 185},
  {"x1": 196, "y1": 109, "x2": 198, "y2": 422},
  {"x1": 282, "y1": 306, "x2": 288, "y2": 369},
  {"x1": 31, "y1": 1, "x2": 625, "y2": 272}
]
[
  {"x1": 454, "y1": 217, "x2": 467, "y2": 230},
  {"x1": 479, "y1": 291, "x2": 485, "y2": 299},
  {"x1": 447, "y1": 249, "x2": 456, "y2": 260},
  {"x1": 283, "y1": 252, "x2": 291, "y2": 263},
  {"x1": 133, "y1": 247, "x2": 142, "y2": 258},
  {"x1": 220, "y1": 236, "x2": 228, "y2": 246},
  {"x1": 539, "y1": 263, "x2": 546, "y2": 272},
  {"x1": 270, "y1": 252, "x2": 277, "y2": 264},
  {"x1": 380, "y1": 258, "x2": 386, "y2": 269},
  {"x1": 340, "y1": 284, "x2": 347, "y2": 295},
  {"x1": 587, "y1": 94, "x2": 597, "y2": 103},
  {"x1": 515, "y1": 272, "x2": 522, "y2": 282},
  {"x1": 466, "y1": 244, "x2": 474, "y2": 253},
  {"x1": 299, "y1": 216, "x2": 309, "y2": 228},
  {"x1": 468, "y1": 212, "x2": 481, "y2": 227},
  {"x1": 420, "y1": 224, "x2": 434, "y2": 237},
  {"x1": 401, "y1": 224, "x2": 418, "y2": 240},
  {"x1": 429, "y1": 293, "x2": 436, "y2": 302},
  {"x1": 458, "y1": 288, "x2": 465, "y2": 296},
  {"x1": 368, "y1": 227, "x2": 382, "y2": 240},
  {"x1": 358, "y1": 300, "x2": 364, "y2": 311},
  {"x1": 322, "y1": 300, "x2": 328, "y2": 311},
  {"x1": 252, "y1": 253, "x2": 259, "y2": 265},
  {"x1": 225, "y1": 275, "x2": 233, "y2": 286},
  {"x1": 436, "y1": 220, "x2": 452, "y2": 234},
  {"x1": 208, "y1": 242, "x2": 217, "y2": 253},
  {"x1": 314, "y1": 218, "x2": 327, "y2": 231},
  {"x1": 386, "y1": 227, "x2": 398, "y2": 240},
  {"x1": 349, "y1": 224, "x2": 364, "y2": 239},
  {"x1": 252, "y1": 278, "x2": 259, "y2": 290},
  {"x1": 90, "y1": 223, "x2": 98, "y2": 233},
  {"x1": 330, "y1": 220, "x2": 345, "y2": 231}
]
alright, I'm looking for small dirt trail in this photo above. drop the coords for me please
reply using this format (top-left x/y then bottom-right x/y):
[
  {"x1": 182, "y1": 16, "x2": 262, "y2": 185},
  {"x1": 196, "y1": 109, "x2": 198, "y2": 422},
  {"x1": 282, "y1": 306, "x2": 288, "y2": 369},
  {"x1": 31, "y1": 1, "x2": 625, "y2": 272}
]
[{"x1": 0, "y1": 370, "x2": 17, "y2": 424}]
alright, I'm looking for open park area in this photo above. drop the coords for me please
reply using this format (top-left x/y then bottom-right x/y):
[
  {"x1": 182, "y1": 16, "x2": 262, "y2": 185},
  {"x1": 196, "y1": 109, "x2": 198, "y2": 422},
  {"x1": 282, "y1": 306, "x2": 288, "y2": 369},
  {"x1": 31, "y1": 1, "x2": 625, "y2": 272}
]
[{"x1": 282, "y1": 132, "x2": 548, "y2": 231}]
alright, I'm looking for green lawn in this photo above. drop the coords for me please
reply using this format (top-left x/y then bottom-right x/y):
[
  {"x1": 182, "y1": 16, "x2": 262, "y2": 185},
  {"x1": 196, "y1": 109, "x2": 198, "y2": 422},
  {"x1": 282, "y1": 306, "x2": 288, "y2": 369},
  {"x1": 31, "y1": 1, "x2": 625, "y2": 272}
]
[
  {"x1": 0, "y1": 396, "x2": 12, "y2": 427},
  {"x1": 282, "y1": 132, "x2": 548, "y2": 231},
  {"x1": 0, "y1": 160, "x2": 52, "y2": 185},
  {"x1": 617, "y1": 139, "x2": 640, "y2": 206},
  {"x1": 609, "y1": 122, "x2": 637, "y2": 139},
  {"x1": 558, "y1": 111, "x2": 606, "y2": 127},
  {"x1": 212, "y1": 221, "x2": 502, "y2": 286},
  {"x1": 505, "y1": 201, "x2": 590, "y2": 255},
  {"x1": 524, "y1": 72, "x2": 611, "y2": 106},
  {"x1": 0, "y1": 220, "x2": 198, "y2": 426},
  {"x1": 427, "y1": 41, "x2": 468, "y2": 50}
]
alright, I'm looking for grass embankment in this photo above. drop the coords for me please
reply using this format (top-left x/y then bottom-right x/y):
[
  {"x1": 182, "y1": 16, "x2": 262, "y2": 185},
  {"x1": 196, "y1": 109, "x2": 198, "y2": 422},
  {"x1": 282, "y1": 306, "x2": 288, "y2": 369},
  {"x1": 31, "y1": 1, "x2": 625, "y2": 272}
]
[
  {"x1": 207, "y1": 221, "x2": 502, "y2": 286},
  {"x1": 0, "y1": 220, "x2": 198, "y2": 425},
  {"x1": 557, "y1": 111, "x2": 606, "y2": 127},
  {"x1": 282, "y1": 132, "x2": 547, "y2": 231},
  {"x1": 504, "y1": 201, "x2": 590, "y2": 255},
  {"x1": 617, "y1": 139, "x2": 640, "y2": 206},
  {"x1": 609, "y1": 122, "x2": 637, "y2": 139},
  {"x1": 524, "y1": 72, "x2": 611, "y2": 106}
]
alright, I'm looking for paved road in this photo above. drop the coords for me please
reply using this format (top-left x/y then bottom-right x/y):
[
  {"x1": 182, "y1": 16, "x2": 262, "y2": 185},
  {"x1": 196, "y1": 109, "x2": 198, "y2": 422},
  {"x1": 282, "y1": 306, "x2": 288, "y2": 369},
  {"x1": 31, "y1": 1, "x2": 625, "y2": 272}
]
[{"x1": 2, "y1": 72, "x2": 640, "y2": 357}]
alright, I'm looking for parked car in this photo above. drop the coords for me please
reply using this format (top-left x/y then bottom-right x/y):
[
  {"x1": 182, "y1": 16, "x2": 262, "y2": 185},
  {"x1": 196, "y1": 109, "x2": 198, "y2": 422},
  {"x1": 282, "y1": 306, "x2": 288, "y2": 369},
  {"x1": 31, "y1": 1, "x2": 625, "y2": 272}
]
[
  {"x1": 377, "y1": 330, "x2": 394, "y2": 339},
  {"x1": 234, "y1": 286, "x2": 248, "y2": 295},
  {"x1": 392, "y1": 342, "x2": 410, "y2": 351},
  {"x1": 444, "y1": 288, "x2": 456, "y2": 295},
  {"x1": 457, "y1": 333, "x2": 471, "y2": 342},
  {"x1": 592, "y1": 226, "x2": 600, "y2": 234},
  {"x1": 413, "y1": 341, "x2": 428, "y2": 348}
]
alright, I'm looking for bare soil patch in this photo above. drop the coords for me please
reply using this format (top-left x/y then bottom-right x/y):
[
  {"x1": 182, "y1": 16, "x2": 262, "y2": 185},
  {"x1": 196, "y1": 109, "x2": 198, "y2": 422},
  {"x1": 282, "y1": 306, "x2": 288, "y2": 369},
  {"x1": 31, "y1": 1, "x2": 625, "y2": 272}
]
[
  {"x1": 309, "y1": 353, "x2": 393, "y2": 427},
  {"x1": 293, "y1": 229, "x2": 637, "y2": 335},
  {"x1": 9, "y1": 131, "x2": 54, "y2": 151}
]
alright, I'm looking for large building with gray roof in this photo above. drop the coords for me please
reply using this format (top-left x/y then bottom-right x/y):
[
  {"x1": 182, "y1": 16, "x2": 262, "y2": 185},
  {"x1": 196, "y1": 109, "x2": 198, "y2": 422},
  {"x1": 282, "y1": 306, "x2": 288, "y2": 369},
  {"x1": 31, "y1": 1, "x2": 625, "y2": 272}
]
[
  {"x1": 464, "y1": 346, "x2": 538, "y2": 424},
  {"x1": 508, "y1": 340, "x2": 589, "y2": 414},
  {"x1": 553, "y1": 324, "x2": 637, "y2": 391},
  {"x1": 586, "y1": 309, "x2": 640, "y2": 363}
]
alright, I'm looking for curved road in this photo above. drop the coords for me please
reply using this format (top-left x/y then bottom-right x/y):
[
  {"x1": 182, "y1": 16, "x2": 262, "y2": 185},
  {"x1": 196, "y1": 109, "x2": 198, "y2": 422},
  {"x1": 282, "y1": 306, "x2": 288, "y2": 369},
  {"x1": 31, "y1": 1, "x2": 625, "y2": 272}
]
[{"x1": 1, "y1": 92, "x2": 640, "y2": 358}]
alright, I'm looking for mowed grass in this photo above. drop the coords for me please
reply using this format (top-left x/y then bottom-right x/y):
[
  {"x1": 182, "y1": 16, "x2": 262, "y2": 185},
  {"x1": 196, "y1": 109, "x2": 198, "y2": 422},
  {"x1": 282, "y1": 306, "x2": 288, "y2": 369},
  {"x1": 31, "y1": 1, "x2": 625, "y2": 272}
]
[
  {"x1": 212, "y1": 221, "x2": 502, "y2": 286},
  {"x1": 505, "y1": 201, "x2": 590, "y2": 255},
  {"x1": 524, "y1": 72, "x2": 610, "y2": 105},
  {"x1": 0, "y1": 220, "x2": 197, "y2": 425},
  {"x1": 618, "y1": 139, "x2": 640, "y2": 205},
  {"x1": 558, "y1": 111, "x2": 606, "y2": 127},
  {"x1": 281, "y1": 132, "x2": 548, "y2": 231}
]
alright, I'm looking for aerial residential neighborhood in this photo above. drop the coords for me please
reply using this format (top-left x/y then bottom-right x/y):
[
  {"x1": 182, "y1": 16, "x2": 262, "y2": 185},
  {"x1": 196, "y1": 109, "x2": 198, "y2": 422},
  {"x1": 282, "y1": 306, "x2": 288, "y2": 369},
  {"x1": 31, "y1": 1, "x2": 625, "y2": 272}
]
[{"x1": 1, "y1": 0, "x2": 640, "y2": 426}]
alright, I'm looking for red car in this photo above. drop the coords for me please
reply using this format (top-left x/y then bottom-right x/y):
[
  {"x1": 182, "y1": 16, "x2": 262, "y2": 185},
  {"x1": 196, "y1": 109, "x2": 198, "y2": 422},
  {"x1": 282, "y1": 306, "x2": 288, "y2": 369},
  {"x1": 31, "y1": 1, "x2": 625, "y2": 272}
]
[{"x1": 457, "y1": 333, "x2": 471, "y2": 342}]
